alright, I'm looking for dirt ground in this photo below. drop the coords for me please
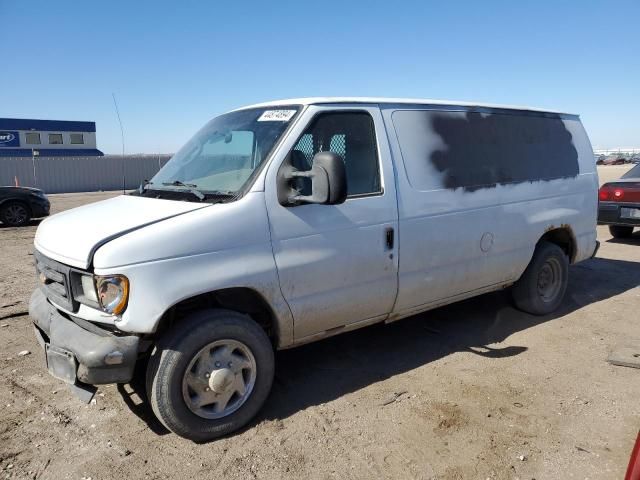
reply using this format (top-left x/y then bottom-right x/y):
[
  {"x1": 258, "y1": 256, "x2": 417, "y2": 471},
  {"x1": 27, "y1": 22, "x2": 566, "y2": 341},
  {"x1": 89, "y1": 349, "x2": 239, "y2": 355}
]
[{"x1": 1, "y1": 167, "x2": 639, "y2": 480}]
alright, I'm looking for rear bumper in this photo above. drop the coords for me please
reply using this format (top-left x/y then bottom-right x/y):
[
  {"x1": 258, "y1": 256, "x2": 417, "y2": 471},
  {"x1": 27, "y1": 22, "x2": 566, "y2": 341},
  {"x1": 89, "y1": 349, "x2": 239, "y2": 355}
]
[
  {"x1": 29, "y1": 288, "x2": 140, "y2": 385},
  {"x1": 598, "y1": 202, "x2": 640, "y2": 227}
]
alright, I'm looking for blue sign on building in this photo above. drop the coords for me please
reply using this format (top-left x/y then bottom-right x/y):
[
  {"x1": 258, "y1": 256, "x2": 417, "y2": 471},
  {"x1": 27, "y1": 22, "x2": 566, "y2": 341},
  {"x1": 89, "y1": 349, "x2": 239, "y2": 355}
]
[{"x1": 0, "y1": 131, "x2": 20, "y2": 147}]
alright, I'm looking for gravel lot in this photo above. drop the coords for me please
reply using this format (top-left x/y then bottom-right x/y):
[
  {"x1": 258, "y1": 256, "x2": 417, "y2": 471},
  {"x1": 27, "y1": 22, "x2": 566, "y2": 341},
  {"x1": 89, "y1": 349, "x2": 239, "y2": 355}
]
[{"x1": 1, "y1": 166, "x2": 638, "y2": 480}]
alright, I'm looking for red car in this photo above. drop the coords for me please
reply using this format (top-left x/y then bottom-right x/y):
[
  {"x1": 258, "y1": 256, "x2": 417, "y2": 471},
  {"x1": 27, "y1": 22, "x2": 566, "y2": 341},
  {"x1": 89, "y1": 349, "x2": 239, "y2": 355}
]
[
  {"x1": 598, "y1": 163, "x2": 640, "y2": 238},
  {"x1": 627, "y1": 431, "x2": 640, "y2": 480}
]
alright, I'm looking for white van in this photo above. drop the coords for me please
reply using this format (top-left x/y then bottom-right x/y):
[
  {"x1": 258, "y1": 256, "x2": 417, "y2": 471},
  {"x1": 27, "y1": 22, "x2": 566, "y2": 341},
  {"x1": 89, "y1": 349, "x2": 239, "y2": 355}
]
[{"x1": 30, "y1": 98, "x2": 598, "y2": 440}]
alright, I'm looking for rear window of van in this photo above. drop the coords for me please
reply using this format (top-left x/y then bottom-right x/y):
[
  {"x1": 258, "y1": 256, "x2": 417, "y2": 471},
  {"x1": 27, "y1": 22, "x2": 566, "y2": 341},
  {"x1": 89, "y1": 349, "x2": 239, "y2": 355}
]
[{"x1": 391, "y1": 110, "x2": 580, "y2": 192}]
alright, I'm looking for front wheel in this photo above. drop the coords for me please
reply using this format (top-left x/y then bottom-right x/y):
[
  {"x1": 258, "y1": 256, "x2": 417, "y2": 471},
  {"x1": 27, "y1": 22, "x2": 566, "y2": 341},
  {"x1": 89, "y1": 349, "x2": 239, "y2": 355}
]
[
  {"x1": 146, "y1": 309, "x2": 274, "y2": 441},
  {"x1": 512, "y1": 241, "x2": 569, "y2": 315},
  {"x1": 0, "y1": 202, "x2": 30, "y2": 227}
]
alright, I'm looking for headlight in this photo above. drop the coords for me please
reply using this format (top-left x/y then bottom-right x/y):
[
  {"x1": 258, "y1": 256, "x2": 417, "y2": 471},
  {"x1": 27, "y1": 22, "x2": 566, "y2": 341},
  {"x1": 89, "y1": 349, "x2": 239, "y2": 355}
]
[
  {"x1": 95, "y1": 275, "x2": 129, "y2": 315},
  {"x1": 71, "y1": 273, "x2": 129, "y2": 316}
]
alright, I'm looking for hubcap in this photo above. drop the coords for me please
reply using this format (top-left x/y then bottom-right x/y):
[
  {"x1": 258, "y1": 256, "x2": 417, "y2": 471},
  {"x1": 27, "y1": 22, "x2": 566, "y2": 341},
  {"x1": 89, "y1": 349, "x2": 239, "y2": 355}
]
[
  {"x1": 537, "y1": 257, "x2": 562, "y2": 303},
  {"x1": 209, "y1": 368, "x2": 234, "y2": 393},
  {"x1": 5, "y1": 205, "x2": 28, "y2": 224},
  {"x1": 182, "y1": 339, "x2": 256, "y2": 419}
]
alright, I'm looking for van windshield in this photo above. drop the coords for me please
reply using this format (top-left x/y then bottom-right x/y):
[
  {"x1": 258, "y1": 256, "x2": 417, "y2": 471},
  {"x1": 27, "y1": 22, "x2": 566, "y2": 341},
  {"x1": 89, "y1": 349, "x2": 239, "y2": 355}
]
[{"x1": 145, "y1": 107, "x2": 299, "y2": 201}]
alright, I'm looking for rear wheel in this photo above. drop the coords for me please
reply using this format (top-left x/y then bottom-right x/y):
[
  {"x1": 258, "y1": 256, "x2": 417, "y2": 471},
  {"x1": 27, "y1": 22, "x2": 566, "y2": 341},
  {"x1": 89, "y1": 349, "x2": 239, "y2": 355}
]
[
  {"x1": 512, "y1": 241, "x2": 569, "y2": 315},
  {"x1": 146, "y1": 309, "x2": 274, "y2": 441},
  {"x1": 0, "y1": 202, "x2": 30, "y2": 227},
  {"x1": 609, "y1": 225, "x2": 634, "y2": 238}
]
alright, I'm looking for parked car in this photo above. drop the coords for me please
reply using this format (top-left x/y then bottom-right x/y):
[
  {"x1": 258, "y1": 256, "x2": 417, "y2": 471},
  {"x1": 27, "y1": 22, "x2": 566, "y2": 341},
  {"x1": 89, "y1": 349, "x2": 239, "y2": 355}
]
[
  {"x1": 598, "y1": 163, "x2": 640, "y2": 238},
  {"x1": 602, "y1": 157, "x2": 628, "y2": 165},
  {"x1": 0, "y1": 186, "x2": 50, "y2": 227},
  {"x1": 626, "y1": 431, "x2": 640, "y2": 480},
  {"x1": 28, "y1": 98, "x2": 598, "y2": 440}
]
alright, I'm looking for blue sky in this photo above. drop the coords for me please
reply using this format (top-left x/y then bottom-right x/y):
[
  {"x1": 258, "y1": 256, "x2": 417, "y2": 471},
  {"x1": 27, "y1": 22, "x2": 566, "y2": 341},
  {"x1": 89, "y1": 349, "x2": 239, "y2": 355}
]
[{"x1": 1, "y1": 1, "x2": 638, "y2": 153}]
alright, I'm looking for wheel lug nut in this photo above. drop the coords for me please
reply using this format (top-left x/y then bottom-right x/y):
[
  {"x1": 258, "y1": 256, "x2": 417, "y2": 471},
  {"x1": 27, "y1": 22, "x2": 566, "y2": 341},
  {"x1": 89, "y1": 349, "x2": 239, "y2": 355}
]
[
  {"x1": 228, "y1": 362, "x2": 233, "y2": 367},
  {"x1": 205, "y1": 387, "x2": 210, "y2": 391},
  {"x1": 205, "y1": 373, "x2": 210, "y2": 378},
  {"x1": 215, "y1": 362, "x2": 221, "y2": 368}
]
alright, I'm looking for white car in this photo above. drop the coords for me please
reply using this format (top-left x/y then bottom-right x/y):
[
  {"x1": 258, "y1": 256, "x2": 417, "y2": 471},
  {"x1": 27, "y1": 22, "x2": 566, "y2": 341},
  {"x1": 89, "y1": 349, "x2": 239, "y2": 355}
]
[{"x1": 29, "y1": 98, "x2": 599, "y2": 440}]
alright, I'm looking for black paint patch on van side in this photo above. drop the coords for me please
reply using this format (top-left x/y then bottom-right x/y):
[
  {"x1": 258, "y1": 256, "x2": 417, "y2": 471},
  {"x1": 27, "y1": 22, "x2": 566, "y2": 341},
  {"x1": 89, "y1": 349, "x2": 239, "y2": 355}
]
[{"x1": 429, "y1": 111, "x2": 579, "y2": 191}]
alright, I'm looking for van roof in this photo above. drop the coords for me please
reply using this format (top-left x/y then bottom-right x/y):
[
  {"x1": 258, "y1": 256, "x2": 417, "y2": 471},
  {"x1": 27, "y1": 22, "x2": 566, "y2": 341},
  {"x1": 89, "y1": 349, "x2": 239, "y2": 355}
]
[{"x1": 237, "y1": 97, "x2": 577, "y2": 117}]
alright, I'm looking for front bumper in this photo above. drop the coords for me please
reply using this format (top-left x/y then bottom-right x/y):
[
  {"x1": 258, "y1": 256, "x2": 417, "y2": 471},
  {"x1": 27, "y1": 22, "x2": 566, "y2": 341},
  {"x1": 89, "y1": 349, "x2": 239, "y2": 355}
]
[
  {"x1": 30, "y1": 198, "x2": 50, "y2": 218},
  {"x1": 598, "y1": 202, "x2": 640, "y2": 227},
  {"x1": 29, "y1": 288, "x2": 140, "y2": 386}
]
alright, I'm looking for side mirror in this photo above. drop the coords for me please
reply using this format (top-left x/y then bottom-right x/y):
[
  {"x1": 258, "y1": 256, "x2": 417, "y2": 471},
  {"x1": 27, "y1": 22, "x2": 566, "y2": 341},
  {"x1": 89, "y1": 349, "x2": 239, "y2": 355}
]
[{"x1": 277, "y1": 151, "x2": 347, "y2": 206}]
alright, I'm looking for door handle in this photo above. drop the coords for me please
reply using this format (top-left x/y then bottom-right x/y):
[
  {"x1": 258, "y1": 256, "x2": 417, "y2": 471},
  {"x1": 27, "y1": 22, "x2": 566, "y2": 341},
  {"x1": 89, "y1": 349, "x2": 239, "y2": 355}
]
[{"x1": 385, "y1": 227, "x2": 394, "y2": 250}]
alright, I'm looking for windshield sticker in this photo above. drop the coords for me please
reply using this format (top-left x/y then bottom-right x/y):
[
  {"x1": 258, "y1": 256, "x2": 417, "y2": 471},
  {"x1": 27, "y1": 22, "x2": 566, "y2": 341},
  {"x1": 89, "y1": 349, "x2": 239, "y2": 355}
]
[{"x1": 257, "y1": 110, "x2": 297, "y2": 122}]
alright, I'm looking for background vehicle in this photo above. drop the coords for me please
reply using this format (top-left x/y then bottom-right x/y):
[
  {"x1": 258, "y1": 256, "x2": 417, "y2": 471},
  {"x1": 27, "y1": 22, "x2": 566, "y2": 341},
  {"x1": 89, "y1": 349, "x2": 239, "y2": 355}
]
[
  {"x1": 0, "y1": 186, "x2": 50, "y2": 227},
  {"x1": 29, "y1": 98, "x2": 598, "y2": 441},
  {"x1": 598, "y1": 163, "x2": 640, "y2": 238},
  {"x1": 626, "y1": 431, "x2": 640, "y2": 480}
]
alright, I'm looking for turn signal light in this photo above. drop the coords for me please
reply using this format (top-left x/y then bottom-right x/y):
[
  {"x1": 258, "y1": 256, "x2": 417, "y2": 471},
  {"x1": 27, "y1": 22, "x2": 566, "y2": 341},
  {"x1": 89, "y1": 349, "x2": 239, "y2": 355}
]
[
  {"x1": 599, "y1": 185, "x2": 625, "y2": 201},
  {"x1": 599, "y1": 186, "x2": 613, "y2": 201},
  {"x1": 599, "y1": 187, "x2": 609, "y2": 201},
  {"x1": 599, "y1": 183, "x2": 640, "y2": 202}
]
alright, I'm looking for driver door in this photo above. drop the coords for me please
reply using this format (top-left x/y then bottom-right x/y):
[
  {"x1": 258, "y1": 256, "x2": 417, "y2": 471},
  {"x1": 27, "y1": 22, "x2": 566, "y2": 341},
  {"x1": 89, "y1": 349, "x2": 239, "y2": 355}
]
[{"x1": 264, "y1": 105, "x2": 399, "y2": 341}]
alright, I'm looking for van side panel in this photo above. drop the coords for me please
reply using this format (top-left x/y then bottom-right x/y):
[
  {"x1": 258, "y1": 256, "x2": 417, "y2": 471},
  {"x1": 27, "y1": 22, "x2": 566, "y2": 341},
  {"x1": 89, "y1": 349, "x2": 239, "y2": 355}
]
[{"x1": 382, "y1": 106, "x2": 597, "y2": 317}]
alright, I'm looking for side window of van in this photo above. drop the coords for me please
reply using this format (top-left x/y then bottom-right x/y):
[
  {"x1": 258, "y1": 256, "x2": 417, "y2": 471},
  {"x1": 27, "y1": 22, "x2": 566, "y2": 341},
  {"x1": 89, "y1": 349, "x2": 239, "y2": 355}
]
[
  {"x1": 392, "y1": 110, "x2": 579, "y2": 191},
  {"x1": 291, "y1": 112, "x2": 381, "y2": 197}
]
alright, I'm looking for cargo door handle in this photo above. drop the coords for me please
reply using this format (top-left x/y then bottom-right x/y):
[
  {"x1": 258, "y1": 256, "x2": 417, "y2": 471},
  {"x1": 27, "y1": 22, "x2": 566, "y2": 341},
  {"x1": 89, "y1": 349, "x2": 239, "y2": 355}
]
[{"x1": 385, "y1": 227, "x2": 394, "y2": 250}]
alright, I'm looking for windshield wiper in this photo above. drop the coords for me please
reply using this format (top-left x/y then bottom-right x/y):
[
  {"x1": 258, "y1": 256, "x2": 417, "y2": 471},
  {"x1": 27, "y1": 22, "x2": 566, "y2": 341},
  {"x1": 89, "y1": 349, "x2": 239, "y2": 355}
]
[
  {"x1": 206, "y1": 190, "x2": 235, "y2": 197},
  {"x1": 162, "y1": 180, "x2": 198, "y2": 188},
  {"x1": 138, "y1": 179, "x2": 151, "y2": 194},
  {"x1": 161, "y1": 181, "x2": 205, "y2": 200},
  {"x1": 205, "y1": 190, "x2": 243, "y2": 203},
  {"x1": 140, "y1": 181, "x2": 237, "y2": 203}
]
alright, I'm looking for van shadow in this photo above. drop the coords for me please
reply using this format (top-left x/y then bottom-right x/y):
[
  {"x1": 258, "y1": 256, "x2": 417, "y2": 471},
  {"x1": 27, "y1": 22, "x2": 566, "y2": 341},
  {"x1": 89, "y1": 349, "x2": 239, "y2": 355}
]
[
  {"x1": 261, "y1": 256, "x2": 640, "y2": 422},
  {"x1": 118, "y1": 257, "x2": 640, "y2": 437},
  {"x1": 117, "y1": 380, "x2": 170, "y2": 436},
  {"x1": 605, "y1": 230, "x2": 640, "y2": 245}
]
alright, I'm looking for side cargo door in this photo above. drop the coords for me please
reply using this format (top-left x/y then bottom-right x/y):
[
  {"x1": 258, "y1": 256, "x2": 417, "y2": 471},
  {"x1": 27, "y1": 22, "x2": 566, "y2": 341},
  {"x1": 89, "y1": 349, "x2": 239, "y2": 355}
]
[{"x1": 264, "y1": 104, "x2": 399, "y2": 341}]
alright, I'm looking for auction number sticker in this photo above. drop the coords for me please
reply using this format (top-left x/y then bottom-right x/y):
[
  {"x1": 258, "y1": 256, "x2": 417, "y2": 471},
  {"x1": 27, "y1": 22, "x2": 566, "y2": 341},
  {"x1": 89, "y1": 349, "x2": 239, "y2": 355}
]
[{"x1": 258, "y1": 110, "x2": 297, "y2": 122}]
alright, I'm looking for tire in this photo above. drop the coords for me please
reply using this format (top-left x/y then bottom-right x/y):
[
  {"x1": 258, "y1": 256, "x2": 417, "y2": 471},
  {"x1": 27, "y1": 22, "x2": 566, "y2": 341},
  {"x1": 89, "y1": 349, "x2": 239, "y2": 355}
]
[
  {"x1": 512, "y1": 241, "x2": 569, "y2": 315},
  {"x1": 0, "y1": 202, "x2": 31, "y2": 227},
  {"x1": 609, "y1": 225, "x2": 634, "y2": 238},
  {"x1": 146, "y1": 309, "x2": 274, "y2": 441}
]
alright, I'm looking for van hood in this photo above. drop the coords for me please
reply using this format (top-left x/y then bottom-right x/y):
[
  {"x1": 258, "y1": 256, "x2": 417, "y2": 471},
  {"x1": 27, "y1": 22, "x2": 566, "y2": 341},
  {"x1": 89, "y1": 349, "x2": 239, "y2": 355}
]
[{"x1": 34, "y1": 195, "x2": 208, "y2": 269}]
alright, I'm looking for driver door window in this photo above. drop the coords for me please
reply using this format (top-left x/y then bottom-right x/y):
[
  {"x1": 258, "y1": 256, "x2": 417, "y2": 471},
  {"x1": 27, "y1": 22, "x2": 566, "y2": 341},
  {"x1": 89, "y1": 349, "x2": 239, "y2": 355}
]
[{"x1": 290, "y1": 112, "x2": 381, "y2": 197}]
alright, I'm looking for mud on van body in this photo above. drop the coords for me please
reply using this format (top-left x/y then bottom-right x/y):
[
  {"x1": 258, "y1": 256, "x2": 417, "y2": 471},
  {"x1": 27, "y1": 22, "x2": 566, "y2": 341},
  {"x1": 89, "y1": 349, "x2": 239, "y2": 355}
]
[{"x1": 29, "y1": 98, "x2": 598, "y2": 440}]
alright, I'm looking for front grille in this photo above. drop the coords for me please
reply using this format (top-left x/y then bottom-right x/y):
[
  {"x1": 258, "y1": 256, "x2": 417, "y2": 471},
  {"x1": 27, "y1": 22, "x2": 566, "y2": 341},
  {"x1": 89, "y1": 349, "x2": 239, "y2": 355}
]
[{"x1": 34, "y1": 251, "x2": 77, "y2": 312}]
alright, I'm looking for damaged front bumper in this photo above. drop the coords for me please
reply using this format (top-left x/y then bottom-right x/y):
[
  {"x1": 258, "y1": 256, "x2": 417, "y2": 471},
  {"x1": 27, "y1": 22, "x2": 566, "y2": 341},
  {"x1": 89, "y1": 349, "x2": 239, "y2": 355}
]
[{"x1": 29, "y1": 288, "x2": 140, "y2": 400}]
